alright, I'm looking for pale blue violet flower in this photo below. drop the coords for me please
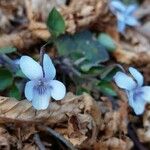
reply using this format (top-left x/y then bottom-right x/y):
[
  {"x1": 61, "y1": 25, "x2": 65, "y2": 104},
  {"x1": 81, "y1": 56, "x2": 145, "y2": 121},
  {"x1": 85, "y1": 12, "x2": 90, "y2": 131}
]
[
  {"x1": 20, "y1": 54, "x2": 66, "y2": 110},
  {"x1": 114, "y1": 67, "x2": 150, "y2": 115},
  {"x1": 109, "y1": 0, "x2": 140, "y2": 33}
]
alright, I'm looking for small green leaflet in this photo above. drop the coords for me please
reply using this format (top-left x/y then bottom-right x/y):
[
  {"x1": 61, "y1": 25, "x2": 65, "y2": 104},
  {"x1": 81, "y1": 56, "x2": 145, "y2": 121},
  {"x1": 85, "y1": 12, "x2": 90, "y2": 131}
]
[
  {"x1": 98, "y1": 33, "x2": 116, "y2": 52},
  {"x1": 47, "y1": 8, "x2": 65, "y2": 37}
]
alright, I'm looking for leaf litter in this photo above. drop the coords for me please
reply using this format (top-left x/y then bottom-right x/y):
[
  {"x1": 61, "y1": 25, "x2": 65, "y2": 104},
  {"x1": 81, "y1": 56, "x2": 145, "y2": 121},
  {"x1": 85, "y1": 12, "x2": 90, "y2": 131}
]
[
  {"x1": 0, "y1": 92, "x2": 134, "y2": 149},
  {"x1": 0, "y1": 0, "x2": 150, "y2": 149}
]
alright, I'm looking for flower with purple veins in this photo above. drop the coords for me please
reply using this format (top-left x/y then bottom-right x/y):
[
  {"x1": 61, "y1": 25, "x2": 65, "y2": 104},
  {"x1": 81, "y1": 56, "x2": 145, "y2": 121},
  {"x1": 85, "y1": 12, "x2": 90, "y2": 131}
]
[
  {"x1": 20, "y1": 54, "x2": 66, "y2": 110},
  {"x1": 109, "y1": 0, "x2": 140, "y2": 33},
  {"x1": 114, "y1": 67, "x2": 150, "y2": 115}
]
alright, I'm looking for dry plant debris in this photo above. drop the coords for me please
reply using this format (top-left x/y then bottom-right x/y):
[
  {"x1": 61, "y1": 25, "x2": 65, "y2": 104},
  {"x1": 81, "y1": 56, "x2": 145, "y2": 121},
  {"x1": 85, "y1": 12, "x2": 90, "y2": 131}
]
[
  {"x1": 0, "y1": 0, "x2": 150, "y2": 149},
  {"x1": 0, "y1": 92, "x2": 134, "y2": 149},
  {"x1": 0, "y1": 0, "x2": 107, "y2": 49}
]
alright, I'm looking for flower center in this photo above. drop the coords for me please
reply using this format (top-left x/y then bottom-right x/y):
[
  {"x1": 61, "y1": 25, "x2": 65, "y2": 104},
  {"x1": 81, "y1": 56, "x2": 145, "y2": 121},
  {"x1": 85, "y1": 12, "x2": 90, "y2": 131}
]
[
  {"x1": 33, "y1": 78, "x2": 50, "y2": 95},
  {"x1": 133, "y1": 88, "x2": 144, "y2": 101}
]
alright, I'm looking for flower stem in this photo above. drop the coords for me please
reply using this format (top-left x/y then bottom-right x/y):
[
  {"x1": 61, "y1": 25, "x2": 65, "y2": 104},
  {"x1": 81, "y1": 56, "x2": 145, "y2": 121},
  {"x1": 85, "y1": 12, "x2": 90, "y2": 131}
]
[
  {"x1": 40, "y1": 44, "x2": 47, "y2": 77},
  {"x1": 40, "y1": 40, "x2": 55, "y2": 77}
]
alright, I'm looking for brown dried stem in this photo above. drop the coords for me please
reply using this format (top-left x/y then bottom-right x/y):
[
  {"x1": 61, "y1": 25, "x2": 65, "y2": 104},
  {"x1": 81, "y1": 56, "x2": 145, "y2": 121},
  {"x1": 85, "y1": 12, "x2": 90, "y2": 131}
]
[
  {"x1": 34, "y1": 133, "x2": 46, "y2": 150},
  {"x1": 38, "y1": 125, "x2": 77, "y2": 150}
]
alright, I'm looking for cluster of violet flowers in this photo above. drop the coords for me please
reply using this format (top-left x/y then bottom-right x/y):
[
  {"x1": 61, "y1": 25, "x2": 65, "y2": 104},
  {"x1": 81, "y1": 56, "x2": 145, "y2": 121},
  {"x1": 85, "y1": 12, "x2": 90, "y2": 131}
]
[
  {"x1": 18, "y1": 0, "x2": 148, "y2": 115},
  {"x1": 19, "y1": 49, "x2": 150, "y2": 115},
  {"x1": 109, "y1": 0, "x2": 140, "y2": 33}
]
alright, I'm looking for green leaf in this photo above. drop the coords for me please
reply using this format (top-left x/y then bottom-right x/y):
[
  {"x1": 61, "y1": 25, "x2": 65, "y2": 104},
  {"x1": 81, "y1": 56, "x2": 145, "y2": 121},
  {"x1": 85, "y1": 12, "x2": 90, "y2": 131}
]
[
  {"x1": 47, "y1": 8, "x2": 65, "y2": 37},
  {"x1": 55, "y1": 30, "x2": 109, "y2": 65},
  {"x1": 98, "y1": 33, "x2": 117, "y2": 52},
  {"x1": 97, "y1": 80, "x2": 117, "y2": 96},
  {"x1": 76, "y1": 87, "x2": 89, "y2": 95},
  {"x1": 8, "y1": 84, "x2": 21, "y2": 100},
  {"x1": 100, "y1": 65, "x2": 121, "y2": 81},
  {"x1": 0, "y1": 68, "x2": 13, "y2": 91},
  {"x1": 0, "y1": 47, "x2": 17, "y2": 54},
  {"x1": 80, "y1": 63, "x2": 94, "y2": 72},
  {"x1": 80, "y1": 64, "x2": 104, "y2": 74}
]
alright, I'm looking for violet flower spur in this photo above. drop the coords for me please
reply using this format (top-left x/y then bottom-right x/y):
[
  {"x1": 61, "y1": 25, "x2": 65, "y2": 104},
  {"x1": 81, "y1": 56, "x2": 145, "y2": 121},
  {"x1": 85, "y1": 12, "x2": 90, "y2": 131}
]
[
  {"x1": 114, "y1": 67, "x2": 150, "y2": 115},
  {"x1": 20, "y1": 54, "x2": 66, "y2": 110},
  {"x1": 109, "y1": 0, "x2": 140, "y2": 33}
]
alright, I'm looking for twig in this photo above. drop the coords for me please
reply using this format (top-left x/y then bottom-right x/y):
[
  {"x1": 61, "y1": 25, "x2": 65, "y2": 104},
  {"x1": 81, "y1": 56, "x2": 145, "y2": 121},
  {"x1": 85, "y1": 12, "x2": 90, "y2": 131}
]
[
  {"x1": 37, "y1": 125, "x2": 77, "y2": 150},
  {"x1": 34, "y1": 133, "x2": 46, "y2": 150},
  {"x1": 128, "y1": 123, "x2": 148, "y2": 150}
]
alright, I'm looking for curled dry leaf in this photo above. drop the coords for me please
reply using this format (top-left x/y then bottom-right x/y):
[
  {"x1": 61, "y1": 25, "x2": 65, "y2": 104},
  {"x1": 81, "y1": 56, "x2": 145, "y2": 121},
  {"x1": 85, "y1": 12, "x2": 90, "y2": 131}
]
[
  {"x1": 52, "y1": 93, "x2": 101, "y2": 146},
  {"x1": 59, "y1": 113, "x2": 95, "y2": 146}
]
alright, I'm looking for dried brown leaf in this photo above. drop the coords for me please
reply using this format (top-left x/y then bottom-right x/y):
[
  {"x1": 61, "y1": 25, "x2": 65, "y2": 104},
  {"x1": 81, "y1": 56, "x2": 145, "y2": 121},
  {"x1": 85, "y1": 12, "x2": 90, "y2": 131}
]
[
  {"x1": 0, "y1": 93, "x2": 102, "y2": 147},
  {"x1": 49, "y1": 93, "x2": 101, "y2": 146},
  {"x1": 0, "y1": 93, "x2": 101, "y2": 125}
]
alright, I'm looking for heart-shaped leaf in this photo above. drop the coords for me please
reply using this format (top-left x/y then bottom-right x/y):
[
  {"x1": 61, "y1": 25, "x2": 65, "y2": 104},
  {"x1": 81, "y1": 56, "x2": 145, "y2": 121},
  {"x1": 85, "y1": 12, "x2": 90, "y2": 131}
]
[
  {"x1": 47, "y1": 8, "x2": 65, "y2": 38},
  {"x1": 55, "y1": 30, "x2": 109, "y2": 65}
]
